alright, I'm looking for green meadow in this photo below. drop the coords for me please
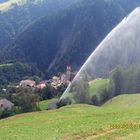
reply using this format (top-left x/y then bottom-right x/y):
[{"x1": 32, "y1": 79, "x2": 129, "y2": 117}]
[{"x1": 0, "y1": 94, "x2": 140, "y2": 140}]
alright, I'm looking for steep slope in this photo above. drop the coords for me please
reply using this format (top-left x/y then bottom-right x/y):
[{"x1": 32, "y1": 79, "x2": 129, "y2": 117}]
[
  {"x1": 72, "y1": 7, "x2": 140, "y2": 79},
  {"x1": 0, "y1": 0, "x2": 130, "y2": 73},
  {"x1": 0, "y1": 0, "x2": 80, "y2": 48}
]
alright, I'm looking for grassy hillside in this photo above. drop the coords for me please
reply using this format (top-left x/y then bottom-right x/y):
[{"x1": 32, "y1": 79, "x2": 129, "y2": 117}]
[
  {"x1": 0, "y1": 94, "x2": 140, "y2": 140},
  {"x1": 104, "y1": 94, "x2": 140, "y2": 108}
]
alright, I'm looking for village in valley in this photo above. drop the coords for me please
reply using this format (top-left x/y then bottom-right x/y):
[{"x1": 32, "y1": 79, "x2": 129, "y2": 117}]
[
  {"x1": 17, "y1": 65, "x2": 76, "y2": 90},
  {"x1": 0, "y1": 65, "x2": 76, "y2": 111}
]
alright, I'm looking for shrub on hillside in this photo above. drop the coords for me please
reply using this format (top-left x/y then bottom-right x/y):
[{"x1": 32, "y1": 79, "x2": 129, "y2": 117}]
[
  {"x1": 0, "y1": 107, "x2": 16, "y2": 119},
  {"x1": 16, "y1": 88, "x2": 40, "y2": 113},
  {"x1": 91, "y1": 86, "x2": 110, "y2": 106},
  {"x1": 71, "y1": 78, "x2": 90, "y2": 104}
]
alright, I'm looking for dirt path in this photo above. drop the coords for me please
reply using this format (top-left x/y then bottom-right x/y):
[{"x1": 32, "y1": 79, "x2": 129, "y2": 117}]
[{"x1": 84, "y1": 129, "x2": 116, "y2": 140}]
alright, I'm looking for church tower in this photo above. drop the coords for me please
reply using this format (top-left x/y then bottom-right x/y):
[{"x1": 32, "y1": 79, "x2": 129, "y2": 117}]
[{"x1": 66, "y1": 65, "x2": 72, "y2": 81}]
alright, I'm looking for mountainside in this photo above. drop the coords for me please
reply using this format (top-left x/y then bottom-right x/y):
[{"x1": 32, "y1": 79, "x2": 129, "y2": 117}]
[
  {"x1": 0, "y1": 0, "x2": 80, "y2": 48},
  {"x1": 1, "y1": 0, "x2": 140, "y2": 75},
  {"x1": 71, "y1": 6, "x2": 140, "y2": 80}
]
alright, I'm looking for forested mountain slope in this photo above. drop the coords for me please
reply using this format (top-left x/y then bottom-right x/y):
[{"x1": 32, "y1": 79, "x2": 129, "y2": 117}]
[
  {"x1": 1, "y1": 0, "x2": 140, "y2": 75},
  {"x1": 0, "y1": 0, "x2": 80, "y2": 48}
]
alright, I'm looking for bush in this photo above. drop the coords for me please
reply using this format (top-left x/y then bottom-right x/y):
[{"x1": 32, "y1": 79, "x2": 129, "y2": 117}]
[
  {"x1": 71, "y1": 77, "x2": 90, "y2": 104},
  {"x1": 91, "y1": 95, "x2": 100, "y2": 106},
  {"x1": 57, "y1": 97, "x2": 72, "y2": 107},
  {"x1": 0, "y1": 107, "x2": 15, "y2": 119},
  {"x1": 16, "y1": 88, "x2": 40, "y2": 113},
  {"x1": 40, "y1": 85, "x2": 57, "y2": 100}
]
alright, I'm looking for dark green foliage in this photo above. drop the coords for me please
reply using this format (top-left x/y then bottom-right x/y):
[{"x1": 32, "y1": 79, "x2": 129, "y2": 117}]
[
  {"x1": 0, "y1": 107, "x2": 15, "y2": 119},
  {"x1": 0, "y1": 0, "x2": 80, "y2": 48},
  {"x1": 16, "y1": 88, "x2": 40, "y2": 113},
  {"x1": 0, "y1": 61, "x2": 42, "y2": 85},
  {"x1": 91, "y1": 95, "x2": 100, "y2": 106},
  {"x1": 39, "y1": 84, "x2": 67, "y2": 100},
  {"x1": 40, "y1": 85, "x2": 57, "y2": 100}
]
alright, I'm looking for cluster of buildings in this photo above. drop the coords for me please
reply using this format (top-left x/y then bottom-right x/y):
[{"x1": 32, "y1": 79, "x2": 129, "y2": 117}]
[
  {"x1": 50, "y1": 65, "x2": 76, "y2": 89},
  {"x1": 17, "y1": 65, "x2": 76, "y2": 90},
  {"x1": 18, "y1": 79, "x2": 46, "y2": 90}
]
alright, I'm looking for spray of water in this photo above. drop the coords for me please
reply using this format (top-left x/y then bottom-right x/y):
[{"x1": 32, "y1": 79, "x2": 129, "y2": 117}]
[{"x1": 60, "y1": 7, "x2": 140, "y2": 102}]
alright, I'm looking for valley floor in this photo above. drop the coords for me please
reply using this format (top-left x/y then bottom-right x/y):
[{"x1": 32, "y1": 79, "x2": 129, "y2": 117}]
[{"x1": 0, "y1": 94, "x2": 140, "y2": 140}]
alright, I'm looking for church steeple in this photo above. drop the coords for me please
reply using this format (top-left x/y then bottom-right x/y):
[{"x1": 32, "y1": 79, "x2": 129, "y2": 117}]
[{"x1": 66, "y1": 65, "x2": 72, "y2": 81}]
